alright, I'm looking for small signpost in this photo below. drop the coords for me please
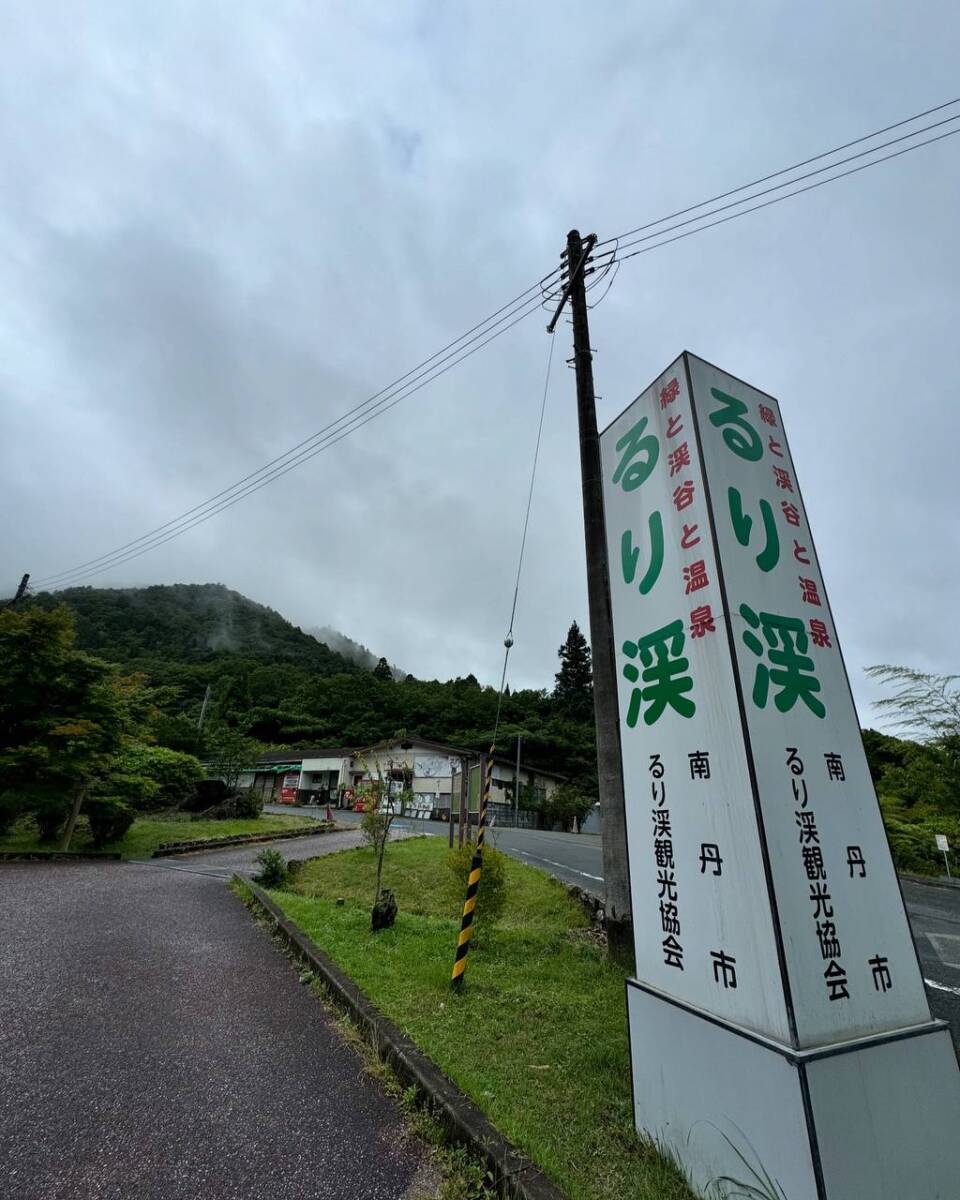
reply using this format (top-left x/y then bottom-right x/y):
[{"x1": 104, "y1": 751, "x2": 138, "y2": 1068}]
[
  {"x1": 936, "y1": 833, "x2": 951, "y2": 877},
  {"x1": 600, "y1": 352, "x2": 960, "y2": 1199}
]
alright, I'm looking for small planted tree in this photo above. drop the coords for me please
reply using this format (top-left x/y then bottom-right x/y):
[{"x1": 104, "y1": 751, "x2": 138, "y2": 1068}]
[
  {"x1": 204, "y1": 724, "x2": 262, "y2": 795},
  {"x1": 355, "y1": 745, "x2": 409, "y2": 928}
]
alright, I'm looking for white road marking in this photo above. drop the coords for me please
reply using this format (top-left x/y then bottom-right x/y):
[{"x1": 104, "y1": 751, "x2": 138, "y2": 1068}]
[
  {"x1": 925, "y1": 977, "x2": 960, "y2": 998},
  {"x1": 925, "y1": 932, "x2": 960, "y2": 968},
  {"x1": 517, "y1": 849, "x2": 604, "y2": 883}
]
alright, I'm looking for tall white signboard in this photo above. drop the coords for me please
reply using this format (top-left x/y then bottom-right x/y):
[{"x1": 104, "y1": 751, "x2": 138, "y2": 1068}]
[{"x1": 601, "y1": 352, "x2": 960, "y2": 1199}]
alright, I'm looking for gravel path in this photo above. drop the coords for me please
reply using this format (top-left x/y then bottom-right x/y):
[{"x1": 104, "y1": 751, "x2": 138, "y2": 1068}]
[{"x1": 0, "y1": 862, "x2": 431, "y2": 1200}]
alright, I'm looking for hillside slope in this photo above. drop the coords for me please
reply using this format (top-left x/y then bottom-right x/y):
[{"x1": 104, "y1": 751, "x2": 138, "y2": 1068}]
[{"x1": 30, "y1": 583, "x2": 358, "y2": 674}]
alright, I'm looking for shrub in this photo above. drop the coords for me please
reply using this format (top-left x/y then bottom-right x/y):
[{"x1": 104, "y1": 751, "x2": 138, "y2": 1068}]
[
  {"x1": 235, "y1": 787, "x2": 263, "y2": 819},
  {"x1": 30, "y1": 793, "x2": 70, "y2": 842},
  {"x1": 186, "y1": 779, "x2": 230, "y2": 812},
  {"x1": 445, "y1": 842, "x2": 508, "y2": 927},
  {"x1": 99, "y1": 772, "x2": 160, "y2": 810},
  {"x1": 86, "y1": 797, "x2": 135, "y2": 848},
  {"x1": 254, "y1": 848, "x2": 289, "y2": 888},
  {"x1": 114, "y1": 743, "x2": 205, "y2": 810},
  {"x1": 0, "y1": 792, "x2": 22, "y2": 836},
  {"x1": 541, "y1": 782, "x2": 594, "y2": 832}
]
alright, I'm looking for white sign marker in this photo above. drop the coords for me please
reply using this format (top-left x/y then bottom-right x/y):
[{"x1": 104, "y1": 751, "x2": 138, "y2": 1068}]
[{"x1": 601, "y1": 352, "x2": 960, "y2": 1199}]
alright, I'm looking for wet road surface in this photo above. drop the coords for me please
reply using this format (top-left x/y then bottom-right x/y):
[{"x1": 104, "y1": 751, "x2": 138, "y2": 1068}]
[{"x1": 0, "y1": 861, "x2": 431, "y2": 1200}]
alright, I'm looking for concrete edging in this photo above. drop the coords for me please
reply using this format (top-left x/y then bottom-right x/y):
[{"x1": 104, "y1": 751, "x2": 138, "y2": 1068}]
[
  {"x1": 152, "y1": 824, "x2": 337, "y2": 857},
  {"x1": 234, "y1": 877, "x2": 567, "y2": 1200},
  {"x1": 900, "y1": 871, "x2": 960, "y2": 892},
  {"x1": 0, "y1": 850, "x2": 122, "y2": 863}
]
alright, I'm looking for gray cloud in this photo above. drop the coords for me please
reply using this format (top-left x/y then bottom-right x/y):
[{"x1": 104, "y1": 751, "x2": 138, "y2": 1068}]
[{"x1": 1, "y1": 2, "x2": 959, "y2": 728}]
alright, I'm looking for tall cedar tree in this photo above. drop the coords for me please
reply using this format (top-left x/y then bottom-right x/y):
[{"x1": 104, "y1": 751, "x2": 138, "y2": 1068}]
[
  {"x1": 554, "y1": 621, "x2": 593, "y2": 720},
  {"x1": 373, "y1": 656, "x2": 394, "y2": 681}
]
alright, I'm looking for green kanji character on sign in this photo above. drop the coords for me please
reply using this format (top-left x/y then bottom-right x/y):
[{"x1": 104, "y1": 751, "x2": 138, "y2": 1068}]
[
  {"x1": 612, "y1": 416, "x2": 660, "y2": 491},
  {"x1": 709, "y1": 388, "x2": 762, "y2": 461},
  {"x1": 728, "y1": 487, "x2": 779, "y2": 572},
  {"x1": 621, "y1": 511, "x2": 664, "y2": 595},
  {"x1": 740, "y1": 603, "x2": 826, "y2": 718},
  {"x1": 622, "y1": 619, "x2": 695, "y2": 726}
]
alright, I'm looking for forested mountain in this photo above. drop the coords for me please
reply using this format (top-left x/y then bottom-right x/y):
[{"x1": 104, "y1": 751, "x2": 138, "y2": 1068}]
[
  {"x1": 26, "y1": 586, "x2": 598, "y2": 792},
  {"x1": 29, "y1": 584, "x2": 357, "y2": 674}
]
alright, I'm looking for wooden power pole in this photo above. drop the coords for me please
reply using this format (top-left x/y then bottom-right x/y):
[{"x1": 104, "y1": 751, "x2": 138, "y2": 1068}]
[
  {"x1": 550, "y1": 229, "x2": 633, "y2": 965},
  {"x1": 2, "y1": 573, "x2": 29, "y2": 609}
]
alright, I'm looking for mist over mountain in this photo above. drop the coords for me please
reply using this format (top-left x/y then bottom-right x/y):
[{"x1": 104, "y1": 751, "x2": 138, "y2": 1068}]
[
  {"x1": 29, "y1": 583, "x2": 360, "y2": 674},
  {"x1": 307, "y1": 625, "x2": 404, "y2": 677}
]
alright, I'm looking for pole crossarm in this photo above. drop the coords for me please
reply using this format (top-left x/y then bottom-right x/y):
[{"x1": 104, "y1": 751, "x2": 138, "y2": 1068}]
[{"x1": 546, "y1": 234, "x2": 597, "y2": 334}]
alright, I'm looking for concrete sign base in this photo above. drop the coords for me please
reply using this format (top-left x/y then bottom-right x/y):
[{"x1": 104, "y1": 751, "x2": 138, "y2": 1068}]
[{"x1": 627, "y1": 980, "x2": 960, "y2": 1199}]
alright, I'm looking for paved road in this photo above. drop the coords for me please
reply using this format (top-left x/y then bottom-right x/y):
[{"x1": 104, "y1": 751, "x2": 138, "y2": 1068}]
[
  {"x1": 152, "y1": 825, "x2": 415, "y2": 880},
  {"x1": 0, "y1": 861, "x2": 432, "y2": 1200},
  {"x1": 901, "y1": 878, "x2": 960, "y2": 1046},
  {"x1": 276, "y1": 806, "x2": 960, "y2": 1048}
]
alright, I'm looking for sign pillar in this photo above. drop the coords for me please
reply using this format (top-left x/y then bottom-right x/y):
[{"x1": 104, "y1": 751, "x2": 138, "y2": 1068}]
[{"x1": 600, "y1": 351, "x2": 960, "y2": 1198}]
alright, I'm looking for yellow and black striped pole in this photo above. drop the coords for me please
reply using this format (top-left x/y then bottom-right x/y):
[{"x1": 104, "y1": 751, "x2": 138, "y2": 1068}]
[{"x1": 450, "y1": 747, "x2": 494, "y2": 991}]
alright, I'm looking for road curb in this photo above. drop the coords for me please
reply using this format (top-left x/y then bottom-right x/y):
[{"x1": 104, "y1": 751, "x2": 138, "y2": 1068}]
[
  {"x1": 0, "y1": 850, "x2": 122, "y2": 863},
  {"x1": 152, "y1": 824, "x2": 337, "y2": 857},
  {"x1": 233, "y1": 877, "x2": 567, "y2": 1200},
  {"x1": 900, "y1": 872, "x2": 960, "y2": 892}
]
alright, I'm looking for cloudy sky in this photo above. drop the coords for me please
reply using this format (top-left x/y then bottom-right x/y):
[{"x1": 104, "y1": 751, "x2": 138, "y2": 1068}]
[{"x1": 2, "y1": 3, "x2": 958, "y2": 722}]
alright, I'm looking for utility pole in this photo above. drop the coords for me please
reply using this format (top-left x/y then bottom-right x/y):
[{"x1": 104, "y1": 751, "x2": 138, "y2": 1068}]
[
  {"x1": 458, "y1": 754, "x2": 469, "y2": 848},
  {"x1": 2, "y1": 573, "x2": 29, "y2": 608},
  {"x1": 513, "y1": 734, "x2": 522, "y2": 828},
  {"x1": 549, "y1": 229, "x2": 633, "y2": 965},
  {"x1": 197, "y1": 683, "x2": 213, "y2": 731}
]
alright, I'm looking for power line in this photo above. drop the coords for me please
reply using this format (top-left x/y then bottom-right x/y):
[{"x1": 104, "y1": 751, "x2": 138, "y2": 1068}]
[
  {"x1": 597, "y1": 95, "x2": 960, "y2": 248},
  {"x1": 37, "y1": 276, "x2": 556, "y2": 587},
  {"x1": 37, "y1": 98, "x2": 960, "y2": 588},
  {"x1": 492, "y1": 329, "x2": 556, "y2": 745},
  {"x1": 41, "y1": 294, "x2": 547, "y2": 588},
  {"x1": 609, "y1": 111, "x2": 960, "y2": 258},
  {"x1": 615, "y1": 124, "x2": 960, "y2": 265}
]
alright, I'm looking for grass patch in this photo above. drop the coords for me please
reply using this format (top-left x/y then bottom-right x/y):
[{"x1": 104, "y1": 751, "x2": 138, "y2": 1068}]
[
  {"x1": 272, "y1": 838, "x2": 695, "y2": 1200},
  {"x1": 0, "y1": 813, "x2": 315, "y2": 859}
]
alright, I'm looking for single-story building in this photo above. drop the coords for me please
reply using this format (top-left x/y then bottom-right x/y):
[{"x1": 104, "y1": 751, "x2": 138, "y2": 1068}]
[{"x1": 239, "y1": 736, "x2": 565, "y2": 824}]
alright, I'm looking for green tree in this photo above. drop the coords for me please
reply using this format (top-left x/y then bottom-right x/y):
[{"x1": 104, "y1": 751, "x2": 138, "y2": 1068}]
[
  {"x1": 373, "y1": 657, "x2": 394, "y2": 682},
  {"x1": 554, "y1": 621, "x2": 593, "y2": 719},
  {"x1": 112, "y1": 742, "x2": 205, "y2": 809},
  {"x1": 867, "y1": 665, "x2": 960, "y2": 813},
  {"x1": 204, "y1": 724, "x2": 263, "y2": 792},
  {"x1": 0, "y1": 605, "x2": 135, "y2": 849},
  {"x1": 541, "y1": 781, "x2": 594, "y2": 832}
]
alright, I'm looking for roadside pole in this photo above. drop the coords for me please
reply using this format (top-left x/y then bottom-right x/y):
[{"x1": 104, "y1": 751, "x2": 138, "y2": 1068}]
[
  {"x1": 513, "y1": 734, "x2": 522, "y2": 828},
  {"x1": 458, "y1": 755, "x2": 469, "y2": 849},
  {"x1": 937, "y1": 833, "x2": 951, "y2": 877},
  {"x1": 549, "y1": 229, "x2": 633, "y2": 964}
]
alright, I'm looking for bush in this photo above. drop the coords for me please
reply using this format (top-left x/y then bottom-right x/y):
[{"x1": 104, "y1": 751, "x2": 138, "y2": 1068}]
[
  {"x1": 86, "y1": 797, "x2": 135, "y2": 848},
  {"x1": 235, "y1": 787, "x2": 263, "y2": 819},
  {"x1": 0, "y1": 792, "x2": 22, "y2": 836},
  {"x1": 99, "y1": 772, "x2": 160, "y2": 810},
  {"x1": 114, "y1": 743, "x2": 205, "y2": 810},
  {"x1": 445, "y1": 842, "x2": 508, "y2": 927},
  {"x1": 880, "y1": 796, "x2": 960, "y2": 876},
  {"x1": 541, "y1": 782, "x2": 594, "y2": 832},
  {"x1": 186, "y1": 779, "x2": 230, "y2": 812},
  {"x1": 30, "y1": 793, "x2": 70, "y2": 842},
  {"x1": 254, "y1": 848, "x2": 289, "y2": 888}
]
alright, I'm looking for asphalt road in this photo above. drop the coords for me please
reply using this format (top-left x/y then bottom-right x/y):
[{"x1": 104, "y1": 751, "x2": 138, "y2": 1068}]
[
  {"x1": 0, "y1": 861, "x2": 432, "y2": 1200},
  {"x1": 277, "y1": 805, "x2": 960, "y2": 1048}
]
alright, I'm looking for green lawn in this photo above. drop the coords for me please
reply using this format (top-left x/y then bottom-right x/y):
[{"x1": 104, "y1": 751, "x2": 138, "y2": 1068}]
[
  {"x1": 268, "y1": 838, "x2": 695, "y2": 1200},
  {"x1": 0, "y1": 813, "x2": 316, "y2": 859}
]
